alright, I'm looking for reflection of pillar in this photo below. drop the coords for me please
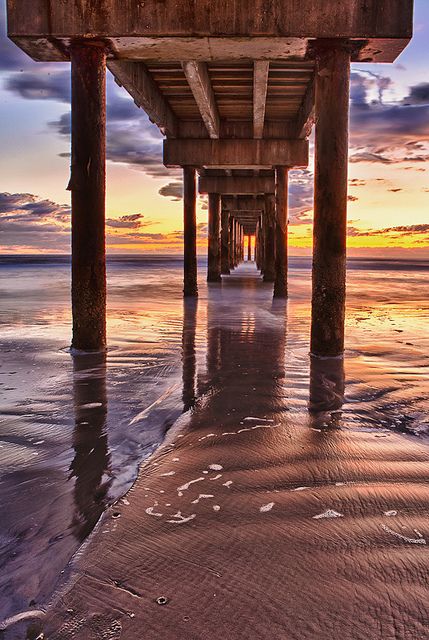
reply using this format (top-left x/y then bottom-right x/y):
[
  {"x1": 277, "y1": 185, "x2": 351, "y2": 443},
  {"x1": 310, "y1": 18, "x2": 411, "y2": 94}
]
[
  {"x1": 221, "y1": 209, "x2": 230, "y2": 275},
  {"x1": 309, "y1": 354, "x2": 345, "y2": 414},
  {"x1": 71, "y1": 351, "x2": 110, "y2": 542},
  {"x1": 263, "y1": 195, "x2": 276, "y2": 282},
  {"x1": 311, "y1": 42, "x2": 351, "y2": 357},
  {"x1": 182, "y1": 299, "x2": 198, "y2": 412},
  {"x1": 207, "y1": 193, "x2": 221, "y2": 282},
  {"x1": 202, "y1": 283, "x2": 287, "y2": 419},
  {"x1": 69, "y1": 44, "x2": 107, "y2": 352},
  {"x1": 274, "y1": 166, "x2": 289, "y2": 298},
  {"x1": 183, "y1": 166, "x2": 198, "y2": 297}
]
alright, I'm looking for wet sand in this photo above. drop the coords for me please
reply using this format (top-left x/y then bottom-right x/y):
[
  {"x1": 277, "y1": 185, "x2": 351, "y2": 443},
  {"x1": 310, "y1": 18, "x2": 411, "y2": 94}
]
[
  {"x1": 1, "y1": 258, "x2": 428, "y2": 638},
  {"x1": 27, "y1": 265, "x2": 429, "y2": 639}
]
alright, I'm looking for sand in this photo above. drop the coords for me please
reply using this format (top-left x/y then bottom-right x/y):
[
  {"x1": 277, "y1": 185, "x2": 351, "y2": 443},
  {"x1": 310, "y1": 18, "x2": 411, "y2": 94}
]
[
  {"x1": 1, "y1": 260, "x2": 428, "y2": 639},
  {"x1": 40, "y1": 268, "x2": 429, "y2": 639}
]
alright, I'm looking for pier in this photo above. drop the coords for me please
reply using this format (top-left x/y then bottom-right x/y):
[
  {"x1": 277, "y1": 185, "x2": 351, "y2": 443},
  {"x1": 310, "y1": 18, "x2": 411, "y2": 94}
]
[{"x1": 6, "y1": 0, "x2": 413, "y2": 356}]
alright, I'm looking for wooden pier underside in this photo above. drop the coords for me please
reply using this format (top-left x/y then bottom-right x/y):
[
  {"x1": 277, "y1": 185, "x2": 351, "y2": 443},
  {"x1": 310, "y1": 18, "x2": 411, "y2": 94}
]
[{"x1": 5, "y1": 0, "x2": 414, "y2": 346}]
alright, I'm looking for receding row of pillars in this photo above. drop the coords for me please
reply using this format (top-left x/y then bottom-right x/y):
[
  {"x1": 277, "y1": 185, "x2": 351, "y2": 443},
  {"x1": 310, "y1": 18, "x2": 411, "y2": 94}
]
[{"x1": 68, "y1": 40, "x2": 351, "y2": 359}]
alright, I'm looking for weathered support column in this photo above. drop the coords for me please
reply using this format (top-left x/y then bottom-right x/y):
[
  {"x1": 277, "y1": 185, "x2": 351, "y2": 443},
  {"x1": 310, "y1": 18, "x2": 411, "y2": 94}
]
[
  {"x1": 207, "y1": 193, "x2": 221, "y2": 282},
  {"x1": 69, "y1": 43, "x2": 107, "y2": 352},
  {"x1": 183, "y1": 166, "x2": 198, "y2": 297},
  {"x1": 221, "y1": 209, "x2": 230, "y2": 275},
  {"x1": 229, "y1": 215, "x2": 235, "y2": 270},
  {"x1": 247, "y1": 235, "x2": 252, "y2": 261},
  {"x1": 311, "y1": 41, "x2": 351, "y2": 356},
  {"x1": 234, "y1": 219, "x2": 239, "y2": 267},
  {"x1": 274, "y1": 166, "x2": 289, "y2": 298},
  {"x1": 258, "y1": 215, "x2": 265, "y2": 273},
  {"x1": 263, "y1": 195, "x2": 276, "y2": 282}
]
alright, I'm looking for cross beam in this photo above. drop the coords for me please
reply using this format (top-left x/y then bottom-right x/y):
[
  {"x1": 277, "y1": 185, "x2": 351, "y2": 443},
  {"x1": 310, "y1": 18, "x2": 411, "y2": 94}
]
[
  {"x1": 199, "y1": 175, "x2": 275, "y2": 195},
  {"x1": 164, "y1": 139, "x2": 308, "y2": 168}
]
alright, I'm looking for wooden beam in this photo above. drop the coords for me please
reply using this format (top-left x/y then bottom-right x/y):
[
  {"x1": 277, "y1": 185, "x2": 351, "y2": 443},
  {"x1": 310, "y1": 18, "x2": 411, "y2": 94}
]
[
  {"x1": 199, "y1": 175, "x2": 275, "y2": 195},
  {"x1": 253, "y1": 61, "x2": 269, "y2": 139},
  {"x1": 8, "y1": 1, "x2": 413, "y2": 64},
  {"x1": 223, "y1": 196, "x2": 265, "y2": 211},
  {"x1": 182, "y1": 61, "x2": 220, "y2": 139},
  {"x1": 164, "y1": 139, "x2": 309, "y2": 168},
  {"x1": 108, "y1": 60, "x2": 178, "y2": 137},
  {"x1": 293, "y1": 76, "x2": 315, "y2": 138}
]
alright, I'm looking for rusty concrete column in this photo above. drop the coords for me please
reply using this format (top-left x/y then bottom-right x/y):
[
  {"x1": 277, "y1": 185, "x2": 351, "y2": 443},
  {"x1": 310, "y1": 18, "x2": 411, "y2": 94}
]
[
  {"x1": 69, "y1": 43, "x2": 107, "y2": 352},
  {"x1": 256, "y1": 219, "x2": 261, "y2": 269},
  {"x1": 263, "y1": 195, "x2": 276, "y2": 282},
  {"x1": 311, "y1": 41, "x2": 351, "y2": 356},
  {"x1": 207, "y1": 193, "x2": 221, "y2": 282},
  {"x1": 234, "y1": 219, "x2": 239, "y2": 267},
  {"x1": 229, "y1": 215, "x2": 235, "y2": 270},
  {"x1": 221, "y1": 209, "x2": 230, "y2": 275},
  {"x1": 183, "y1": 166, "x2": 198, "y2": 297},
  {"x1": 274, "y1": 166, "x2": 289, "y2": 298},
  {"x1": 258, "y1": 214, "x2": 265, "y2": 273}
]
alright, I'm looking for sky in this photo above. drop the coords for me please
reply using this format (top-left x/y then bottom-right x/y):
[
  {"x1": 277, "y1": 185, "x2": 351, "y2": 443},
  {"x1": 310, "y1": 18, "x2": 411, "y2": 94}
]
[{"x1": 0, "y1": 1, "x2": 428, "y2": 257}]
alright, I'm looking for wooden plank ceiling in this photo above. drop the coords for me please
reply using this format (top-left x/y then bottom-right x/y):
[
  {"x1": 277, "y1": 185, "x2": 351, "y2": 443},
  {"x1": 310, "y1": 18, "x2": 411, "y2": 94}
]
[{"x1": 125, "y1": 60, "x2": 315, "y2": 139}]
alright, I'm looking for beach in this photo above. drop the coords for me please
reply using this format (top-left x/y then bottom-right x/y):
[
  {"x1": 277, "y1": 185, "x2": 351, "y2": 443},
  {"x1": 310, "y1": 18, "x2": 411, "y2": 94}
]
[{"x1": 0, "y1": 256, "x2": 428, "y2": 638}]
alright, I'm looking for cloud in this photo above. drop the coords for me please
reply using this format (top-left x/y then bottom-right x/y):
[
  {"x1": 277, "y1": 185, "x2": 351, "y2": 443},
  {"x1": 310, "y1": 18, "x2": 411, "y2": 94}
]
[
  {"x1": 5, "y1": 69, "x2": 71, "y2": 102},
  {"x1": 350, "y1": 224, "x2": 429, "y2": 238},
  {"x1": 0, "y1": 192, "x2": 71, "y2": 251},
  {"x1": 405, "y1": 83, "x2": 429, "y2": 105},
  {"x1": 45, "y1": 79, "x2": 173, "y2": 178},
  {"x1": 0, "y1": 191, "x2": 166, "y2": 252},
  {"x1": 158, "y1": 181, "x2": 182, "y2": 201},
  {"x1": 106, "y1": 214, "x2": 148, "y2": 229},
  {"x1": 349, "y1": 73, "x2": 429, "y2": 164},
  {"x1": 288, "y1": 170, "x2": 314, "y2": 221}
]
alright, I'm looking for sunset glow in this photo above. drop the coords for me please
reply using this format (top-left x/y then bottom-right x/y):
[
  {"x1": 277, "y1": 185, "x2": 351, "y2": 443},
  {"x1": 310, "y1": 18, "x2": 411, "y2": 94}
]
[{"x1": 0, "y1": 1, "x2": 428, "y2": 258}]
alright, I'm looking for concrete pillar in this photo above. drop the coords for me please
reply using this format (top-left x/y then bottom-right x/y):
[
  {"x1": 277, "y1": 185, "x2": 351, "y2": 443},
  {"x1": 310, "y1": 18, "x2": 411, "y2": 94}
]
[
  {"x1": 274, "y1": 166, "x2": 289, "y2": 298},
  {"x1": 229, "y1": 215, "x2": 235, "y2": 270},
  {"x1": 221, "y1": 209, "x2": 230, "y2": 275},
  {"x1": 207, "y1": 193, "x2": 221, "y2": 282},
  {"x1": 311, "y1": 41, "x2": 351, "y2": 356},
  {"x1": 69, "y1": 43, "x2": 107, "y2": 352},
  {"x1": 258, "y1": 215, "x2": 265, "y2": 273},
  {"x1": 263, "y1": 195, "x2": 276, "y2": 282},
  {"x1": 183, "y1": 166, "x2": 198, "y2": 297},
  {"x1": 234, "y1": 219, "x2": 239, "y2": 267},
  {"x1": 247, "y1": 235, "x2": 252, "y2": 261},
  {"x1": 256, "y1": 220, "x2": 261, "y2": 269}
]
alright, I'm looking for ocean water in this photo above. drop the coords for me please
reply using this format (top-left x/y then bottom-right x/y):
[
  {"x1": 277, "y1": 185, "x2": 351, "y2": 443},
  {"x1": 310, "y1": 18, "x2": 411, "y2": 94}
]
[{"x1": 0, "y1": 254, "x2": 428, "y2": 626}]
